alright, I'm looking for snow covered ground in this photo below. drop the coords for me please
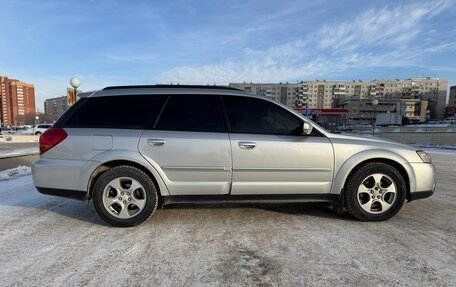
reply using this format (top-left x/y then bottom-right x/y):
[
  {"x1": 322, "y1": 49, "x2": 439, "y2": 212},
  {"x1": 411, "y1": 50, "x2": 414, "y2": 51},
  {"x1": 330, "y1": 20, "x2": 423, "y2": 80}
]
[
  {"x1": 0, "y1": 147, "x2": 38, "y2": 158},
  {"x1": 0, "y1": 166, "x2": 31, "y2": 181},
  {"x1": 0, "y1": 149, "x2": 454, "y2": 286},
  {"x1": 0, "y1": 142, "x2": 38, "y2": 159}
]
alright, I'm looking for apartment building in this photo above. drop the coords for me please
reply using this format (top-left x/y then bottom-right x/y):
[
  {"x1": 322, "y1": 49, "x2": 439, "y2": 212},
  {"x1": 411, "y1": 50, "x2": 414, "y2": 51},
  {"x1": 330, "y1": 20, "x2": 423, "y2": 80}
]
[
  {"x1": 446, "y1": 86, "x2": 456, "y2": 118},
  {"x1": 0, "y1": 76, "x2": 36, "y2": 126},
  {"x1": 373, "y1": 78, "x2": 448, "y2": 120},
  {"x1": 298, "y1": 80, "x2": 372, "y2": 109},
  {"x1": 343, "y1": 98, "x2": 428, "y2": 124},
  {"x1": 228, "y1": 82, "x2": 298, "y2": 107},
  {"x1": 400, "y1": 99, "x2": 429, "y2": 123},
  {"x1": 299, "y1": 78, "x2": 447, "y2": 119},
  {"x1": 449, "y1": 86, "x2": 456, "y2": 107},
  {"x1": 45, "y1": 96, "x2": 68, "y2": 123}
]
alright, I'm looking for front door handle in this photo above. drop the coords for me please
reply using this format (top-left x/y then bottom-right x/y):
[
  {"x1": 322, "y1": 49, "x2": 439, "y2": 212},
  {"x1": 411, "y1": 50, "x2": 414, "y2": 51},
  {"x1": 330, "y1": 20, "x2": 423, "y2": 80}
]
[
  {"x1": 147, "y1": 138, "x2": 166, "y2": 146},
  {"x1": 238, "y1": 141, "x2": 256, "y2": 150}
]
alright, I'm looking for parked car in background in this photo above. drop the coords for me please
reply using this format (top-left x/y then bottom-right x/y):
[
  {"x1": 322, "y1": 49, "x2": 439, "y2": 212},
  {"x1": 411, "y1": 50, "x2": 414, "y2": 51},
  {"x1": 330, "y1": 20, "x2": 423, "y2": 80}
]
[
  {"x1": 1, "y1": 127, "x2": 14, "y2": 134},
  {"x1": 32, "y1": 85, "x2": 436, "y2": 227},
  {"x1": 33, "y1": 124, "x2": 52, "y2": 135},
  {"x1": 19, "y1": 125, "x2": 35, "y2": 135},
  {"x1": 0, "y1": 131, "x2": 12, "y2": 142}
]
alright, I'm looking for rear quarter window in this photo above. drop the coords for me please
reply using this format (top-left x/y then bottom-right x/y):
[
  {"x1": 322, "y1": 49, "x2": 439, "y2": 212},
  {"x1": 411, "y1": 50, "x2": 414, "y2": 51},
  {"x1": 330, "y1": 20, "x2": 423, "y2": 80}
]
[{"x1": 58, "y1": 95, "x2": 167, "y2": 129}]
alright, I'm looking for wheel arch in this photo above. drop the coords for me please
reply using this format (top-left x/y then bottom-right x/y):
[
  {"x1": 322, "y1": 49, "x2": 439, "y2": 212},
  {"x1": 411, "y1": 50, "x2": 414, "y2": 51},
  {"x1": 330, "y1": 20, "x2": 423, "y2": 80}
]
[
  {"x1": 87, "y1": 151, "x2": 170, "y2": 199},
  {"x1": 331, "y1": 150, "x2": 415, "y2": 200}
]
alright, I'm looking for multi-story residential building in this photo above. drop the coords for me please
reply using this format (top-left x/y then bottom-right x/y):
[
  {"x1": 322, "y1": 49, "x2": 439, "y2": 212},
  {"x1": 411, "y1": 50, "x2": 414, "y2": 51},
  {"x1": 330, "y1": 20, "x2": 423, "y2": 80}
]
[
  {"x1": 0, "y1": 76, "x2": 36, "y2": 126},
  {"x1": 342, "y1": 98, "x2": 428, "y2": 124},
  {"x1": 45, "y1": 96, "x2": 68, "y2": 123},
  {"x1": 449, "y1": 86, "x2": 456, "y2": 107},
  {"x1": 228, "y1": 82, "x2": 298, "y2": 107},
  {"x1": 298, "y1": 80, "x2": 373, "y2": 109},
  {"x1": 400, "y1": 99, "x2": 429, "y2": 123},
  {"x1": 382, "y1": 78, "x2": 447, "y2": 120},
  {"x1": 446, "y1": 86, "x2": 456, "y2": 118},
  {"x1": 299, "y1": 78, "x2": 447, "y2": 119}
]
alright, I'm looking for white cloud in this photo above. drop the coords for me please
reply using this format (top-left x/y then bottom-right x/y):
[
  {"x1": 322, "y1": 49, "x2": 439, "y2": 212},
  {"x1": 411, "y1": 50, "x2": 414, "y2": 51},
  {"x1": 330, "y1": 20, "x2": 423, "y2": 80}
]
[
  {"x1": 157, "y1": 0, "x2": 456, "y2": 84},
  {"x1": 315, "y1": 0, "x2": 451, "y2": 51}
]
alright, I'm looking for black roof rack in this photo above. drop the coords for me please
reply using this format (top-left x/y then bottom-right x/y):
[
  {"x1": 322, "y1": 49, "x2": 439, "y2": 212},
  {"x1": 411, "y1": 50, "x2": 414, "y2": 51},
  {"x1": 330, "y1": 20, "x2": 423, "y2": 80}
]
[{"x1": 102, "y1": 84, "x2": 242, "y2": 91}]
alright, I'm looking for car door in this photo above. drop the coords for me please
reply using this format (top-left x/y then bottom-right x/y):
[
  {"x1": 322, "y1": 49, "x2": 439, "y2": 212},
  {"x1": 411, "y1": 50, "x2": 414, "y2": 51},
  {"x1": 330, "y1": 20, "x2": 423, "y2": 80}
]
[
  {"x1": 138, "y1": 94, "x2": 232, "y2": 195},
  {"x1": 223, "y1": 96, "x2": 334, "y2": 195}
]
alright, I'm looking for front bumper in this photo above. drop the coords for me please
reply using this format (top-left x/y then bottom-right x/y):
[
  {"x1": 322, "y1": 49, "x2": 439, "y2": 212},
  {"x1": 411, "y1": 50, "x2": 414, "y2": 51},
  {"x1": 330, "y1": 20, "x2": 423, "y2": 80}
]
[
  {"x1": 408, "y1": 162, "x2": 436, "y2": 201},
  {"x1": 408, "y1": 190, "x2": 434, "y2": 201}
]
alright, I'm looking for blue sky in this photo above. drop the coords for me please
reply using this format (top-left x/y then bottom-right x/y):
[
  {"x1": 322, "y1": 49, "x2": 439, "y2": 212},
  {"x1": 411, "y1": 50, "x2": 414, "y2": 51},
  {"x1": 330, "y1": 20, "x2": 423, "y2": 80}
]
[{"x1": 1, "y1": 0, "x2": 456, "y2": 111}]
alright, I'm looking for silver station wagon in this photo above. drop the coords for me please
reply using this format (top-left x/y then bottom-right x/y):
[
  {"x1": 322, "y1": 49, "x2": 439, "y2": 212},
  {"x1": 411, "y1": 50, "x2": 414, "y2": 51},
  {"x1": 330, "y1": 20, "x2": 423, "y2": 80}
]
[{"x1": 32, "y1": 85, "x2": 436, "y2": 227}]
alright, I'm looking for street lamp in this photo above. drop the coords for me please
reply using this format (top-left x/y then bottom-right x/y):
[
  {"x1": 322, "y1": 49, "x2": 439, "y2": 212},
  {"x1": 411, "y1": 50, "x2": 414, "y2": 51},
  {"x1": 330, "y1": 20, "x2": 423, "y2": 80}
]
[
  {"x1": 372, "y1": 99, "x2": 379, "y2": 136},
  {"x1": 70, "y1": 77, "x2": 80, "y2": 104},
  {"x1": 425, "y1": 109, "x2": 431, "y2": 132},
  {"x1": 35, "y1": 115, "x2": 39, "y2": 125}
]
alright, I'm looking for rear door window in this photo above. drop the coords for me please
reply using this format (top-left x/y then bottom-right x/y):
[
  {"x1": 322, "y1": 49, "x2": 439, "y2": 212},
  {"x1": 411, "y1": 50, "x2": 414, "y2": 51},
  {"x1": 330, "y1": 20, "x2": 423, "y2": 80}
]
[
  {"x1": 155, "y1": 95, "x2": 226, "y2": 132},
  {"x1": 61, "y1": 95, "x2": 167, "y2": 129}
]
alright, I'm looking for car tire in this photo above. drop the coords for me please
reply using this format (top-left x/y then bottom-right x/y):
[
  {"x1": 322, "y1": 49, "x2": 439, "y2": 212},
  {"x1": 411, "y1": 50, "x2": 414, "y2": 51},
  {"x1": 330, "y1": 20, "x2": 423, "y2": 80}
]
[
  {"x1": 92, "y1": 165, "x2": 159, "y2": 227},
  {"x1": 344, "y1": 162, "x2": 406, "y2": 221},
  {"x1": 35, "y1": 132, "x2": 42, "y2": 135}
]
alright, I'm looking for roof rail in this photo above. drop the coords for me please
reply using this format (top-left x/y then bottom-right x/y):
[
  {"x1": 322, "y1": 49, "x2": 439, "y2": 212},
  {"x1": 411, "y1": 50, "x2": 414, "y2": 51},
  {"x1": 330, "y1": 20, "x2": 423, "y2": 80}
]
[{"x1": 102, "y1": 84, "x2": 243, "y2": 91}]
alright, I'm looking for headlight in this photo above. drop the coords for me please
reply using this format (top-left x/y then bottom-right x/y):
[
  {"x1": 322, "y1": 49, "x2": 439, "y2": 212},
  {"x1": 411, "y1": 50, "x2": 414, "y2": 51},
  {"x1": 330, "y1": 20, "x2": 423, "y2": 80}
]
[{"x1": 416, "y1": 150, "x2": 432, "y2": 163}]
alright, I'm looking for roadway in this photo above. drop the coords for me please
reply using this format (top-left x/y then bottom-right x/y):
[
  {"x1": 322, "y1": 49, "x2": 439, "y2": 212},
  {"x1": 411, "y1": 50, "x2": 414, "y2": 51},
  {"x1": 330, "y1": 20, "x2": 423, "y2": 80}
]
[{"x1": 0, "y1": 149, "x2": 454, "y2": 286}]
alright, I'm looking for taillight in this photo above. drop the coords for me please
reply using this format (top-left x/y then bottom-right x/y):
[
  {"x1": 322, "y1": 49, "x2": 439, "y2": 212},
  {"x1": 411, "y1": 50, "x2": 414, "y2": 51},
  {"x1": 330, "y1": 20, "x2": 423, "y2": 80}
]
[{"x1": 39, "y1": 127, "x2": 68, "y2": 154}]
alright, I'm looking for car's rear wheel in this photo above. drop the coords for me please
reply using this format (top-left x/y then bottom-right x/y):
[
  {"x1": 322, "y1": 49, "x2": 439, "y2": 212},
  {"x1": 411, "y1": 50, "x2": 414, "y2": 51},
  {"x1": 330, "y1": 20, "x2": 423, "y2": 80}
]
[
  {"x1": 344, "y1": 162, "x2": 406, "y2": 221},
  {"x1": 92, "y1": 165, "x2": 158, "y2": 227},
  {"x1": 35, "y1": 132, "x2": 42, "y2": 135}
]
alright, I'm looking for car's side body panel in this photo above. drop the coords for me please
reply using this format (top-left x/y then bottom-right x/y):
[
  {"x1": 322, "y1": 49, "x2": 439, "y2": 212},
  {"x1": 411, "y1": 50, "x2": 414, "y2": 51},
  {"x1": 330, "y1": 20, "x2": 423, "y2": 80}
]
[
  {"x1": 327, "y1": 134, "x2": 436, "y2": 196},
  {"x1": 138, "y1": 130, "x2": 232, "y2": 195},
  {"x1": 89, "y1": 149, "x2": 171, "y2": 197},
  {"x1": 329, "y1": 149, "x2": 411, "y2": 194},
  {"x1": 229, "y1": 133, "x2": 334, "y2": 194},
  {"x1": 34, "y1": 128, "x2": 170, "y2": 197}
]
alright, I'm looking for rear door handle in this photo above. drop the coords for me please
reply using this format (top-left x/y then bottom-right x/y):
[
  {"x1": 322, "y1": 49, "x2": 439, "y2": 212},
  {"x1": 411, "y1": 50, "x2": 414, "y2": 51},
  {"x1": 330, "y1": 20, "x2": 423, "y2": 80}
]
[
  {"x1": 238, "y1": 141, "x2": 256, "y2": 149},
  {"x1": 147, "y1": 138, "x2": 166, "y2": 146}
]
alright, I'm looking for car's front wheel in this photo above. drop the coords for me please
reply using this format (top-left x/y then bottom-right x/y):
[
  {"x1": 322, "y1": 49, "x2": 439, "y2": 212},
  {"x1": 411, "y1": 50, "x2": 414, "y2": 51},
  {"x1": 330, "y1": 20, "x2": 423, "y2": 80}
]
[
  {"x1": 92, "y1": 165, "x2": 159, "y2": 227},
  {"x1": 344, "y1": 162, "x2": 406, "y2": 221}
]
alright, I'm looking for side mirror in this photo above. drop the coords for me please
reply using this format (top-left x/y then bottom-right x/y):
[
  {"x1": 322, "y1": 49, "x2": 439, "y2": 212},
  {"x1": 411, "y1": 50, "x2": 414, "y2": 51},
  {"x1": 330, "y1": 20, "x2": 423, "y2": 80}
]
[{"x1": 302, "y1": 122, "x2": 313, "y2": 135}]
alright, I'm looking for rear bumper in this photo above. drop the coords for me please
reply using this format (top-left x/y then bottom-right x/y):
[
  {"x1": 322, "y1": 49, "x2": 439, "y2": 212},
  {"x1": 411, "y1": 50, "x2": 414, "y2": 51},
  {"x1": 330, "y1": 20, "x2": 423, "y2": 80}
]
[
  {"x1": 36, "y1": 187, "x2": 87, "y2": 201},
  {"x1": 32, "y1": 158, "x2": 100, "y2": 192}
]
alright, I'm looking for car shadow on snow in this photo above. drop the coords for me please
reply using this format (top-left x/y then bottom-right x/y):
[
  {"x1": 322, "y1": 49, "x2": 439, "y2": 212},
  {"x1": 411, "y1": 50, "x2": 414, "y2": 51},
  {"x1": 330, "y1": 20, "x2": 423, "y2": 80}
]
[
  {"x1": 163, "y1": 202, "x2": 355, "y2": 221},
  {"x1": 0, "y1": 195, "x2": 354, "y2": 226},
  {"x1": 0, "y1": 195, "x2": 108, "y2": 226}
]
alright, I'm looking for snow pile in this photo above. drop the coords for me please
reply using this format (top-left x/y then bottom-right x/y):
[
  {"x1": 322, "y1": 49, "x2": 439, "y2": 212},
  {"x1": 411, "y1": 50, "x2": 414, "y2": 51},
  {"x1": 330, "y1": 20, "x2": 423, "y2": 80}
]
[
  {"x1": 0, "y1": 147, "x2": 39, "y2": 158},
  {"x1": 0, "y1": 165, "x2": 32, "y2": 181},
  {"x1": 413, "y1": 144, "x2": 456, "y2": 150}
]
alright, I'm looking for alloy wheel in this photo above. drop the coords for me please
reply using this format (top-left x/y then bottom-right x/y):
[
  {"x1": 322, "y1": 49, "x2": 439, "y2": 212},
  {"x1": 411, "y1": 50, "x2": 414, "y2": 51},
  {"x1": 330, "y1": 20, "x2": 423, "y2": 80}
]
[
  {"x1": 102, "y1": 177, "x2": 147, "y2": 219},
  {"x1": 357, "y1": 173, "x2": 397, "y2": 214}
]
